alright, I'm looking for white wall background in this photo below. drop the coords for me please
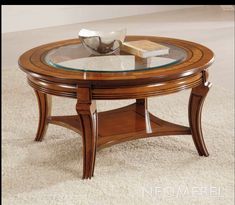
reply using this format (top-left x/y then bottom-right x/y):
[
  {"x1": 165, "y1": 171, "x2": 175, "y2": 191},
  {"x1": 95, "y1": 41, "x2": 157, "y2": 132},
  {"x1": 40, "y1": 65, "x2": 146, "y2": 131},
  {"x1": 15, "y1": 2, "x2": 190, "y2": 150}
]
[{"x1": 2, "y1": 5, "x2": 202, "y2": 33}]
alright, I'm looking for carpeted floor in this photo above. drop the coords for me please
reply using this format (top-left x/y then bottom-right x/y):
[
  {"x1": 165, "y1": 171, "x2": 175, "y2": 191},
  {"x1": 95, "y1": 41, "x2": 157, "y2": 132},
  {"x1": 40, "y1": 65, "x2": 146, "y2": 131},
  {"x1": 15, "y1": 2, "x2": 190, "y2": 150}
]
[{"x1": 2, "y1": 67, "x2": 234, "y2": 205}]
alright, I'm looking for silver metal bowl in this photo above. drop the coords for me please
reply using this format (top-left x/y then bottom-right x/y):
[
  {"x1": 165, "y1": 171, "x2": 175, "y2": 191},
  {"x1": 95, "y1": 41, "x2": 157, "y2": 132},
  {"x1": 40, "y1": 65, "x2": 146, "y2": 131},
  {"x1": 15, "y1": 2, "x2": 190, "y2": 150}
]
[{"x1": 78, "y1": 28, "x2": 126, "y2": 55}]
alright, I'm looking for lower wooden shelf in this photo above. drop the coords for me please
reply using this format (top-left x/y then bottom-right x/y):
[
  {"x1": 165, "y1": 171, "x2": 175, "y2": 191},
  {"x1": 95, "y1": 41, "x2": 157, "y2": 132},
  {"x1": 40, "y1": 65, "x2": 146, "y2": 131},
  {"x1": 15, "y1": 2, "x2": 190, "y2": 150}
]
[{"x1": 47, "y1": 103, "x2": 191, "y2": 149}]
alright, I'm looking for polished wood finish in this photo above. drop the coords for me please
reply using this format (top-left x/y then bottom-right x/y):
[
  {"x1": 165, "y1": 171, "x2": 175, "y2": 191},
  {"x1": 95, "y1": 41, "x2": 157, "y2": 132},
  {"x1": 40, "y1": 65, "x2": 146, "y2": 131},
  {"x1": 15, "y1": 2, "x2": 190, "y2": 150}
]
[
  {"x1": 97, "y1": 101, "x2": 191, "y2": 148},
  {"x1": 19, "y1": 36, "x2": 214, "y2": 85},
  {"x1": 34, "y1": 90, "x2": 51, "y2": 141},
  {"x1": 18, "y1": 36, "x2": 214, "y2": 179},
  {"x1": 43, "y1": 101, "x2": 191, "y2": 150},
  {"x1": 27, "y1": 72, "x2": 203, "y2": 99},
  {"x1": 188, "y1": 71, "x2": 212, "y2": 156},
  {"x1": 76, "y1": 87, "x2": 98, "y2": 179},
  {"x1": 47, "y1": 115, "x2": 81, "y2": 135},
  {"x1": 45, "y1": 102, "x2": 191, "y2": 149}
]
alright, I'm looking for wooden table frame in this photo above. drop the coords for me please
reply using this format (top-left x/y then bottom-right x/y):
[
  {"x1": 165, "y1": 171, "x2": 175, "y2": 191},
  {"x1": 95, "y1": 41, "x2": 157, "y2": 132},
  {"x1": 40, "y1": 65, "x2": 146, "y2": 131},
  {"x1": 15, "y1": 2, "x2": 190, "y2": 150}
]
[{"x1": 19, "y1": 36, "x2": 214, "y2": 179}]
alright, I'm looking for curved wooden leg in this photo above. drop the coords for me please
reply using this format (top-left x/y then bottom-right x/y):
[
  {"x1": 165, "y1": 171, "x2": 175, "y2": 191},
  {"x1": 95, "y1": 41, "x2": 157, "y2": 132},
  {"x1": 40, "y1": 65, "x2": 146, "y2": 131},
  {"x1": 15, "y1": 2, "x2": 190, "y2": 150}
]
[
  {"x1": 34, "y1": 90, "x2": 52, "y2": 141},
  {"x1": 188, "y1": 81, "x2": 212, "y2": 157},
  {"x1": 76, "y1": 87, "x2": 98, "y2": 179}
]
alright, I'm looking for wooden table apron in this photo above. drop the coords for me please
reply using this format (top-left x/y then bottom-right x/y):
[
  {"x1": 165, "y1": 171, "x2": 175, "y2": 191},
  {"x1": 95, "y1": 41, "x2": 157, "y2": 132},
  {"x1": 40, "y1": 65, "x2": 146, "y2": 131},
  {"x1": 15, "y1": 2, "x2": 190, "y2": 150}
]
[{"x1": 18, "y1": 36, "x2": 214, "y2": 179}]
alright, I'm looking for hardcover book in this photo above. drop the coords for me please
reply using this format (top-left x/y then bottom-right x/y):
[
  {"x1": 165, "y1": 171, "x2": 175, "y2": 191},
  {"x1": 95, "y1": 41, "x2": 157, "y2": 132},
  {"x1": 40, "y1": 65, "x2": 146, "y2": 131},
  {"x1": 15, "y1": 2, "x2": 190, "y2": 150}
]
[{"x1": 121, "y1": 40, "x2": 169, "y2": 58}]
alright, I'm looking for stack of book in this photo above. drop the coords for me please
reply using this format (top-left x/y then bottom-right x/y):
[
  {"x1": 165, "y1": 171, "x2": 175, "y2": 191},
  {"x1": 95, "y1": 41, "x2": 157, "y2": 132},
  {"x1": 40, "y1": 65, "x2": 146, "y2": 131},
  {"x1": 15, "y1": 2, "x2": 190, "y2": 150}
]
[{"x1": 121, "y1": 40, "x2": 169, "y2": 58}]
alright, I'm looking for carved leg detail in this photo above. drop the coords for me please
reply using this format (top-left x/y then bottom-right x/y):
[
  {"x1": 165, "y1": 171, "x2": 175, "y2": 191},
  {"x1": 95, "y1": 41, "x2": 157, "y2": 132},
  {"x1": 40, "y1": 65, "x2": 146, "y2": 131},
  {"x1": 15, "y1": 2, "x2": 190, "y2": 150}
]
[
  {"x1": 76, "y1": 87, "x2": 97, "y2": 179},
  {"x1": 34, "y1": 90, "x2": 51, "y2": 141},
  {"x1": 188, "y1": 82, "x2": 212, "y2": 157}
]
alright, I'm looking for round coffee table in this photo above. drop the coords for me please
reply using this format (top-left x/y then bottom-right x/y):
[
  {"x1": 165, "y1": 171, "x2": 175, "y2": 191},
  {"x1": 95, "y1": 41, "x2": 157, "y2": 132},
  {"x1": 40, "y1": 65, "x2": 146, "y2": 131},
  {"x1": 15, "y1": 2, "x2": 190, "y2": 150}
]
[{"x1": 19, "y1": 36, "x2": 214, "y2": 179}]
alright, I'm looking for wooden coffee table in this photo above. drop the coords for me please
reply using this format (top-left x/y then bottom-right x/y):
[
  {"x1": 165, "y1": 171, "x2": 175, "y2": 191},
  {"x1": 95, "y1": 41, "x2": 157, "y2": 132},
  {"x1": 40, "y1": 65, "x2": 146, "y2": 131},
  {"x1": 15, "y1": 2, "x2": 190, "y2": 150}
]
[{"x1": 19, "y1": 36, "x2": 214, "y2": 179}]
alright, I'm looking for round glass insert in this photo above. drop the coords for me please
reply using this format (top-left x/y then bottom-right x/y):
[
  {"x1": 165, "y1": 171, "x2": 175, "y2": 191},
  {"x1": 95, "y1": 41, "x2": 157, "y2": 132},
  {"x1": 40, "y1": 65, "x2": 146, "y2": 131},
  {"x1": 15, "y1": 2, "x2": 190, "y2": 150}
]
[{"x1": 44, "y1": 43, "x2": 187, "y2": 72}]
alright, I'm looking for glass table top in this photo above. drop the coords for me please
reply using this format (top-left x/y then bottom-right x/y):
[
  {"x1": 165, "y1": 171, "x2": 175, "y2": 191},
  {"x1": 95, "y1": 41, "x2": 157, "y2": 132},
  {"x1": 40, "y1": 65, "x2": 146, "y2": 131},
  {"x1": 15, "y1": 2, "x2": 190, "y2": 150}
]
[{"x1": 44, "y1": 43, "x2": 187, "y2": 72}]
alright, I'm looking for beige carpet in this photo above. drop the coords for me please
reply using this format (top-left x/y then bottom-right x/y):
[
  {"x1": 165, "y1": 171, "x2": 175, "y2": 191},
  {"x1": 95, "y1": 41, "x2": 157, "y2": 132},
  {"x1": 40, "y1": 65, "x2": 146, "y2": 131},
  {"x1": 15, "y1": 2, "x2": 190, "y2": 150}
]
[{"x1": 2, "y1": 67, "x2": 234, "y2": 205}]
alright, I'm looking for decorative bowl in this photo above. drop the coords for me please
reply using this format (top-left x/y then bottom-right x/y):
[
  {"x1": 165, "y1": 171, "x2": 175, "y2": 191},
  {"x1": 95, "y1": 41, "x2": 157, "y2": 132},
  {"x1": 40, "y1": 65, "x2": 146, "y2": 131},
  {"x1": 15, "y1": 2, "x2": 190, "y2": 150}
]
[{"x1": 78, "y1": 28, "x2": 126, "y2": 55}]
